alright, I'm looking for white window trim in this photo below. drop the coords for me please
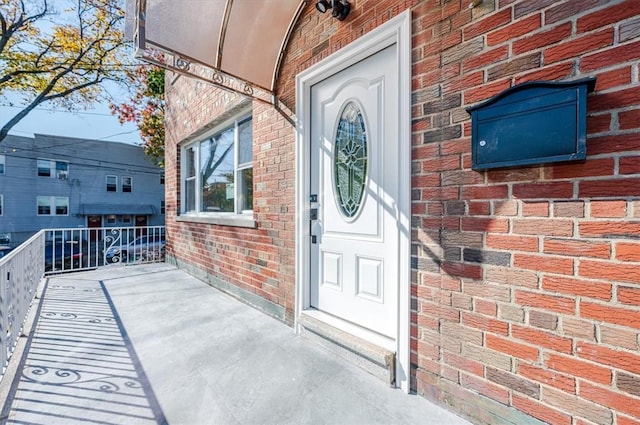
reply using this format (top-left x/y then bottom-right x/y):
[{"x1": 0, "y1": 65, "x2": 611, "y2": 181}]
[
  {"x1": 36, "y1": 196, "x2": 69, "y2": 216},
  {"x1": 106, "y1": 175, "x2": 117, "y2": 192},
  {"x1": 179, "y1": 111, "x2": 255, "y2": 228}
]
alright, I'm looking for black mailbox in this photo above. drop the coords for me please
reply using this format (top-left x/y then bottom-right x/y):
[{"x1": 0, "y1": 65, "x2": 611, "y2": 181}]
[{"x1": 466, "y1": 77, "x2": 596, "y2": 170}]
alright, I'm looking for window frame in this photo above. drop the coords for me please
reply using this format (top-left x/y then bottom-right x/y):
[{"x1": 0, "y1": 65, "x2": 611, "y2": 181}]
[
  {"x1": 36, "y1": 196, "x2": 69, "y2": 216},
  {"x1": 160, "y1": 200, "x2": 165, "y2": 215},
  {"x1": 122, "y1": 176, "x2": 133, "y2": 193},
  {"x1": 0, "y1": 155, "x2": 5, "y2": 175},
  {"x1": 0, "y1": 194, "x2": 3, "y2": 216},
  {"x1": 179, "y1": 111, "x2": 254, "y2": 227},
  {"x1": 37, "y1": 158, "x2": 68, "y2": 179},
  {"x1": 106, "y1": 175, "x2": 117, "y2": 192}
]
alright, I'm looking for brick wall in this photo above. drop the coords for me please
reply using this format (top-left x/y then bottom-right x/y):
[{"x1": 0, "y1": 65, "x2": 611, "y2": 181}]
[
  {"x1": 405, "y1": 0, "x2": 640, "y2": 424},
  {"x1": 164, "y1": 76, "x2": 297, "y2": 322}
]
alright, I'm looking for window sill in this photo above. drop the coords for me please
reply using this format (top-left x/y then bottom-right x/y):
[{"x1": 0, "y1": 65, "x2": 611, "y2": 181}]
[{"x1": 175, "y1": 214, "x2": 257, "y2": 228}]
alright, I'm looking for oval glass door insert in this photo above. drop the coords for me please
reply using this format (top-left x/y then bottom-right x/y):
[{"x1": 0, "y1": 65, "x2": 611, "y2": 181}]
[{"x1": 334, "y1": 101, "x2": 367, "y2": 218}]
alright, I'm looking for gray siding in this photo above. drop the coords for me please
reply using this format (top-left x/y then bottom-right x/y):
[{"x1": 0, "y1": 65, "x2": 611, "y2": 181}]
[{"x1": 0, "y1": 134, "x2": 164, "y2": 244}]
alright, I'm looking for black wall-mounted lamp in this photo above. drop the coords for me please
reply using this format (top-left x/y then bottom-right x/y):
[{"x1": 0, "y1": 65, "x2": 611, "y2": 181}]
[{"x1": 316, "y1": 0, "x2": 351, "y2": 21}]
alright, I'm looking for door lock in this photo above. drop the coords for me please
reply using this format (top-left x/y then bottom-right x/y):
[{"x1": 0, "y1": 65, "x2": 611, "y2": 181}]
[{"x1": 310, "y1": 208, "x2": 318, "y2": 221}]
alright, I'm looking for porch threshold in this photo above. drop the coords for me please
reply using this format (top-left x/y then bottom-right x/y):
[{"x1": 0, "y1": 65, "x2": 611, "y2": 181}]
[{"x1": 298, "y1": 311, "x2": 396, "y2": 386}]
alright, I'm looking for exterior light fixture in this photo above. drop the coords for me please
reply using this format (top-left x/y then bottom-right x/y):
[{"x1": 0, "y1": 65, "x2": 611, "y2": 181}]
[{"x1": 316, "y1": 0, "x2": 350, "y2": 21}]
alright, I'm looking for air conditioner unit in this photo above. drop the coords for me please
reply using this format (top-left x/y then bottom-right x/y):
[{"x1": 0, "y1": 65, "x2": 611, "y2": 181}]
[{"x1": 56, "y1": 171, "x2": 68, "y2": 180}]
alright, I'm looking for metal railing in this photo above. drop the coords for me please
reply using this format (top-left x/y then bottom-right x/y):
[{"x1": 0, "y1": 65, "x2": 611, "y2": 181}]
[{"x1": 0, "y1": 226, "x2": 165, "y2": 380}]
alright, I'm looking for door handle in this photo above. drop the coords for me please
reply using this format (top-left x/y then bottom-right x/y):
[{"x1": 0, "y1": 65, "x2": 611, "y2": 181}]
[{"x1": 310, "y1": 208, "x2": 318, "y2": 221}]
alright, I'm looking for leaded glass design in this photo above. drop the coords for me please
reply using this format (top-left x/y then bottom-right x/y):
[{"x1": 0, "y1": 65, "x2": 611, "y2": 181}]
[{"x1": 334, "y1": 102, "x2": 367, "y2": 218}]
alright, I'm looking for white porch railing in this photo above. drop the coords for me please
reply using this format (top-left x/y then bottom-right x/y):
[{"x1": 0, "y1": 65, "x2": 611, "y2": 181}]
[{"x1": 0, "y1": 226, "x2": 165, "y2": 381}]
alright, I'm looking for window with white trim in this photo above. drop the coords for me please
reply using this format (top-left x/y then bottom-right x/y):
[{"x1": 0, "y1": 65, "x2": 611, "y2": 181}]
[
  {"x1": 37, "y1": 196, "x2": 68, "y2": 216},
  {"x1": 106, "y1": 175, "x2": 117, "y2": 192},
  {"x1": 0, "y1": 155, "x2": 5, "y2": 175},
  {"x1": 37, "y1": 158, "x2": 68, "y2": 179},
  {"x1": 160, "y1": 172, "x2": 165, "y2": 185},
  {"x1": 160, "y1": 200, "x2": 165, "y2": 215},
  {"x1": 181, "y1": 114, "x2": 253, "y2": 215},
  {"x1": 122, "y1": 176, "x2": 132, "y2": 192}
]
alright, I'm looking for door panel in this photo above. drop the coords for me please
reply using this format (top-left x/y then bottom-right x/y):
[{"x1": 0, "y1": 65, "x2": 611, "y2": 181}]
[{"x1": 310, "y1": 45, "x2": 398, "y2": 338}]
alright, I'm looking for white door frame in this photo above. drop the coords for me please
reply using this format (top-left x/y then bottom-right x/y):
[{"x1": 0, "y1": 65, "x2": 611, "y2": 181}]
[{"x1": 295, "y1": 10, "x2": 412, "y2": 392}]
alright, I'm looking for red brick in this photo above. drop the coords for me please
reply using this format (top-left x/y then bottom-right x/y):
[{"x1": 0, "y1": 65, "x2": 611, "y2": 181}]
[
  {"x1": 577, "y1": 341, "x2": 640, "y2": 375},
  {"x1": 543, "y1": 238, "x2": 611, "y2": 259},
  {"x1": 519, "y1": 363, "x2": 575, "y2": 393},
  {"x1": 545, "y1": 352, "x2": 612, "y2": 385},
  {"x1": 619, "y1": 415, "x2": 640, "y2": 425},
  {"x1": 515, "y1": 290, "x2": 576, "y2": 315},
  {"x1": 579, "y1": 221, "x2": 640, "y2": 238},
  {"x1": 444, "y1": 352, "x2": 484, "y2": 376},
  {"x1": 543, "y1": 158, "x2": 615, "y2": 180},
  {"x1": 580, "y1": 381, "x2": 640, "y2": 419},
  {"x1": 580, "y1": 178, "x2": 640, "y2": 198},
  {"x1": 462, "y1": 46, "x2": 509, "y2": 72},
  {"x1": 545, "y1": 28, "x2": 614, "y2": 64},
  {"x1": 620, "y1": 109, "x2": 640, "y2": 131},
  {"x1": 579, "y1": 259, "x2": 640, "y2": 284},
  {"x1": 590, "y1": 200, "x2": 628, "y2": 218},
  {"x1": 487, "y1": 14, "x2": 541, "y2": 46},
  {"x1": 468, "y1": 201, "x2": 490, "y2": 215},
  {"x1": 512, "y1": 394, "x2": 572, "y2": 425},
  {"x1": 617, "y1": 242, "x2": 640, "y2": 262},
  {"x1": 462, "y1": 311, "x2": 508, "y2": 335},
  {"x1": 545, "y1": 0, "x2": 612, "y2": 25},
  {"x1": 463, "y1": 8, "x2": 512, "y2": 40},
  {"x1": 513, "y1": 22, "x2": 572, "y2": 55},
  {"x1": 486, "y1": 334, "x2": 539, "y2": 362},
  {"x1": 553, "y1": 201, "x2": 585, "y2": 218},
  {"x1": 618, "y1": 286, "x2": 640, "y2": 305},
  {"x1": 620, "y1": 156, "x2": 640, "y2": 175},
  {"x1": 521, "y1": 202, "x2": 550, "y2": 217},
  {"x1": 461, "y1": 185, "x2": 509, "y2": 200},
  {"x1": 465, "y1": 79, "x2": 512, "y2": 105},
  {"x1": 514, "y1": 62, "x2": 575, "y2": 85},
  {"x1": 576, "y1": 0, "x2": 640, "y2": 33},
  {"x1": 587, "y1": 113, "x2": 612, "y2": 134},
  {"x1": 581, "y1": 301, "x2": 640, "y2": 330},
  {"x1": 588, "y1": 133, "x2": 640, "y2": 156},
  {"x1": 594, "y1": 66, "x2": 633, "y2": 91},
  {"x1": 460, "y1": 373, "x2": 510, "y2": 404},
  {"x1": 486, "y1": 234, "x2": 539, "y2": 252},
  {"x1": 542, "y1": 276, "x2": 612, "y2": 301},
  {"x1": 440, "y1": 261, "x2": 482, "y2": 280},
  {"x1": 474, "y1": 299, "x2": 497, "y2": 316},
  {"x1": 513, "y1": 182, "x2": 574, "y2": 199},
  {"x1": 461, "y1": 217, "x2": 509, "y2": 233},
  {"x1": 513, "y1": 219, "x2": 573, "y2": 236},
  {"x1": 514, "y1": 253, "x2": 574, "y2": 275},
  {"x1": 512, "y1": 325, "x2": 573, "y2": 354},
  {"x1": 583, "y1": 41, "x2": 640, "y2": 72}
]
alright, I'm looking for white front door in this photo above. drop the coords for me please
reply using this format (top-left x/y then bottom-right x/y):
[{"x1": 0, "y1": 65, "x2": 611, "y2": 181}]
[{"x1": 310, "y1": 44, "x2": 398, "y2": 339}]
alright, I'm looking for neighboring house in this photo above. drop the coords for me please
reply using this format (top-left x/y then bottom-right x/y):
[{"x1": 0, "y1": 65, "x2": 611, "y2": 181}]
[
  {"x1": 0, "y1": 134, "x2": 165, "y2": 245},
  {"x1": 133, "y1": 1, "x2": 640, "y2": 424}
]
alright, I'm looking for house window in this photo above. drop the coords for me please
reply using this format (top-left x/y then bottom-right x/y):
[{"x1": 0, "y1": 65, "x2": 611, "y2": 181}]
[
  {"x1": 122, "y1": 215, "x2": 132, "y2": 224},
  {"x1": 106, "y1": 175, "x2": 117, "y2": 192},
  {"x1": 0, "y1": 194, "x2": 3, "y2": 216},
  {"x1": 0, "y1": 155, "x2": 5, "y2": 174},
  {"x1": 37, "y1": 159, "x2": 68, "y2": 179},
  {"x1": 122, "y1": 176, "x2": 132, "y2": 192},
  {"x1": 160, "y1": 200, "x2": 165, "y2": 215},
  {"x1": 106, "y1": 215, "x2": 117, "y2": 225},
  {"x1": 37, "y1": 196, "x2": 68, "y2": 216},
  {"x1": 181, "y1": 114, "x2": 253, "y2": 215},
  {"x1": 160, "y1": 172, "x2": 165, "y2": 185}
]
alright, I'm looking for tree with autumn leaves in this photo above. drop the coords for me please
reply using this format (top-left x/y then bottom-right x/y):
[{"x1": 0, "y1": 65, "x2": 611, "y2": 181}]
[{"x1": 0, "y1": 0, "x2": 165, "y2": 165}]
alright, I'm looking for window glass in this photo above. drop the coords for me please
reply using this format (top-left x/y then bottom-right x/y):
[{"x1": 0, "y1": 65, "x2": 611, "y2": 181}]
[
  {"x1": 160, "y1": 200, "x2": 165, "y2": 215},
  {"x1": 0, "y1": 155, "x2": 5, "y2": 174},
  {"x1": 37, "y1": 196, "x2": 51, "y2": 215},
  {"x1": 37, "y1": 159, "x2": 51, "y2": 177},
  {"x1": 55, "y1": 197, "x2": 68, "y2": 215},
  {"x1": 106, "y1": 175, "x2": 117, "y2": 192},
  {"x1": 122, "y1": 176, "x2": 132, "y2": 192},
  {"x1": 181, "y1": 114, "x2": 253, "y2": 216},
  {"x1": 0, "y1": 194, "x2": 3, "y2": 215},
  {"x1": 201, "y1": 127, "x2": 234, "y2": 213},
  {"x1": 122, "y1": 215, "x2": 132, "y2": 224},
  {"x1": 160, "y1": 172, "x2": 165, "y2": 185}
]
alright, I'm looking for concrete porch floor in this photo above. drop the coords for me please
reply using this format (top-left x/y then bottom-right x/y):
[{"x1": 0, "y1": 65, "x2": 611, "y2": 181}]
[{"x1": 0, "y1": 264, "x2": 472, "y2": 425}]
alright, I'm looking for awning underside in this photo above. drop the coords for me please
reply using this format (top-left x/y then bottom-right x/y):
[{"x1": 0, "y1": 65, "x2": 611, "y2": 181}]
[{"x1": 129, "y1": 0, "x2": 306, "y2": 106}]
